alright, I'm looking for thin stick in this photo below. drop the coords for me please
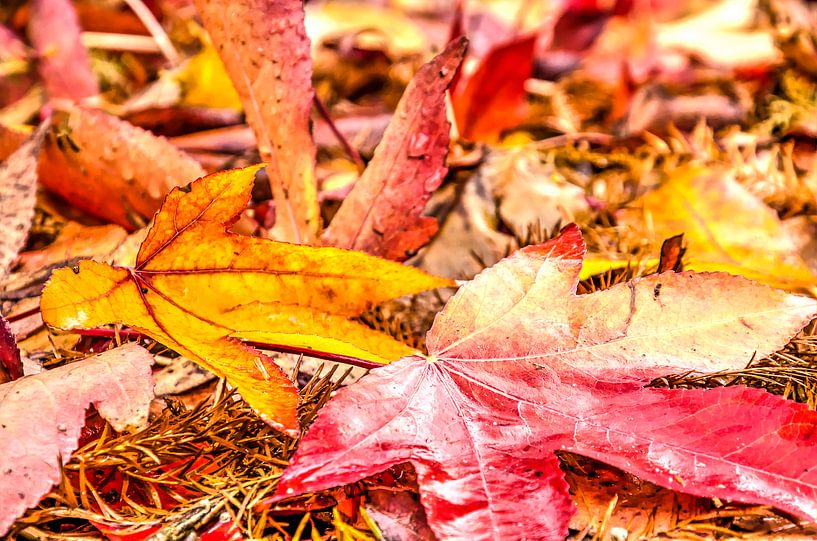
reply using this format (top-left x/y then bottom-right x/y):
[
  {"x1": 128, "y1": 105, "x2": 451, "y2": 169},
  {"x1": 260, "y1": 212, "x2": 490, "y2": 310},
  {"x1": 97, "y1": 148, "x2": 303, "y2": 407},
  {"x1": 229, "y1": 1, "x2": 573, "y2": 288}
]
[
  {"x1": 122, "y1": 0, "x2": 181, "y2": 65},
  {"x1": 312, "y1": 94, "x2": 366, "y2": 172},
  {"x1": 81, "y1": 32, "x2": 162, "y2": 55}
]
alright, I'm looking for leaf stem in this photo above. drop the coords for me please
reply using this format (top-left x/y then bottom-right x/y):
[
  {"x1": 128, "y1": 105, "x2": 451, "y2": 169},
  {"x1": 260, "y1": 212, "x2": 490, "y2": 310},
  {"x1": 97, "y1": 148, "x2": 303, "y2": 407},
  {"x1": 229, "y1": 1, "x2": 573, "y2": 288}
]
[
  {"x1": 5, "y1": 306, "x2": 42, "y2": 323},
  {"x1": 70, "y1": 327, "x2": 384, "y2": 370}
]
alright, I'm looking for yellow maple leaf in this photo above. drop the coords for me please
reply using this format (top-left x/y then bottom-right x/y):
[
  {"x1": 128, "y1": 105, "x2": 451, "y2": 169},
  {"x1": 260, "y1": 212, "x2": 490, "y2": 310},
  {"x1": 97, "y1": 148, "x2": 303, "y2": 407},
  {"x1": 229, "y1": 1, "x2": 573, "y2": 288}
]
[
  {"x1": 177, "y1": 42, "x2": 243, "y2": 111},
  {"x1": 40, "y1": 165, "x2": 454, "y2": 435},
  {"x1": 617, "y1": 164, "x2": 817, "y2": 292}
]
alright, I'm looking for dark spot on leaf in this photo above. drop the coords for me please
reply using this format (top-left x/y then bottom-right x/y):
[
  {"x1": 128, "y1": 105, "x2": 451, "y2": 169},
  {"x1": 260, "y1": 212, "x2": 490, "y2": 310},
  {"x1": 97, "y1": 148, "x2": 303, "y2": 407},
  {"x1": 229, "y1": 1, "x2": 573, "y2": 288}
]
[
  {"x1": 179, "y1": 184, "x2": 192, "y2": 193},
  {"x1": 71, "y1": 265, "x2": 80, "y2": 274},
  {"x1": 141, "y1": 287, "x2": 149, "y2": 294},
  {"x1": 653, "y1": 283, "x2": 662, "y2": 299}
]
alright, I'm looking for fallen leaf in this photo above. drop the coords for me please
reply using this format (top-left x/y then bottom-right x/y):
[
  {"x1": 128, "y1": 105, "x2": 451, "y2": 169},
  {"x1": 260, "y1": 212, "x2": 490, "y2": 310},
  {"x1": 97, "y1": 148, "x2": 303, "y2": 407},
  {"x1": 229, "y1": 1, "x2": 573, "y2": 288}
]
[
  {"x1": 485, "y1": 146, "x2": 591, "y2": 238},
  {"x1": 365, "y1": 490, "x2": 436, "y2": 541},
  {"x1": 0, "y1": 123, "x2": 27, "y2": 161},
  {"x1": 305, "y1": 2, "x2": 428, "y2": 58},
  {"x1": 453, "y1": 35, "x2": 536, "y2": 142},
  {"x1": 17, "y1": 221, "x2": 128, "y2": 272},
  {"x1": 0, "y1": 314, "x2": 22, "y2": 383},
  {"x1": 0, "y1": 123, "x2": 46, "y2": 276},
  {"x1": 412, "y1": 175, "x2": 512, "y2": 280},
  {"x1": 176, "y1": 40, "x2": 243, "y2": 111},
  {"x1": 656, "y1": 0, "x2": 780, "y2": 70},
  {"x1": 153, "y1": 357, "x2": 216, "y2": 397},
  {"x1": 617, "y1": 164, "x2": 817, "y2": 292},
  {"x1": 564, "y1": 455, "x2": 708, "y2": 537},
  {"x1": 619, "y1": 85, "x2": 747, "y2": 136},
  {"x1": 0, "y1": 343, "x2": 154, "y2": 536},
  {"x1": 40, "y1": 165, "x2": 454, "y2": 435},
  {"x1": 37, "y1": 106, "x2": 206, "y2": 229},
  {"x1": 322, "y1": 38, "x2": 466, "y2": 261},
  {"x1": 274, "y1": 224, "x2": 817, "y2": 540},
  {"x1": 195, "y1": 0, "x2": 320, "y2": 243},
  {"x1": 28, "y1": 0, "x2": 99, "y2": 102},
  {"x1": 657, "y1": 234, "x2": 685, "y2": 273},
  {"x1": 578, "y1": 254, "x2": 660, "y2": 280}
]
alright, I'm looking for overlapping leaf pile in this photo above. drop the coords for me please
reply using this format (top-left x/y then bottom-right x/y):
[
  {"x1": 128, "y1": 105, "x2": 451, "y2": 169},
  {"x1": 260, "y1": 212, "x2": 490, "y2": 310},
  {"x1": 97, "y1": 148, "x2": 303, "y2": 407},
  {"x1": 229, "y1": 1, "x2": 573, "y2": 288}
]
[
  {"x1": 5, "y1": 0, "x2": 817, "y2": 538},
  {"x1": 40, "y1": 165, "x2": 452, "y2": 435},
  {"x1": 273, "y1": 225, "x2": 817, "y2": 540}
]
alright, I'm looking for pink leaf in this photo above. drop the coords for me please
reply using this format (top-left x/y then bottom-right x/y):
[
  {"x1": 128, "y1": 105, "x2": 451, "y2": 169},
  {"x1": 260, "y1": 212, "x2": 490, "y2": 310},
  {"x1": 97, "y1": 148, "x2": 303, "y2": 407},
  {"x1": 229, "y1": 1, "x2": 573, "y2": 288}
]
[
  {"x1": 0, "y1": 343, "x2": 154, "y2": 535},
  {"x1": 274, "y1": 224, "x2": 817, "y2": 540},
  {"x1": 322, "y1": 38, "x2": 467, "y2": 261},
  {"x1": 194, "y1": 0, "x2": 319, "y2": 243},
  {"x1": 28, "y1": 0, "x2": 99, "y2": 102},
  {"x1": 0, "y1": 123, "x2": 46, "y2": 276}
]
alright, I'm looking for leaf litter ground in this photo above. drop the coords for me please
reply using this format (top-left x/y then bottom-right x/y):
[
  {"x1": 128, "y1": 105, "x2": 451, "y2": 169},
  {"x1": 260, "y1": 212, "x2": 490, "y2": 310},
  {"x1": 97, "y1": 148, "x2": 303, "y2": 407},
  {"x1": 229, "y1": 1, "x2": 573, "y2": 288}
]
[{"x1": 6, "y1": 0, "x2": 817, "y2": 539}]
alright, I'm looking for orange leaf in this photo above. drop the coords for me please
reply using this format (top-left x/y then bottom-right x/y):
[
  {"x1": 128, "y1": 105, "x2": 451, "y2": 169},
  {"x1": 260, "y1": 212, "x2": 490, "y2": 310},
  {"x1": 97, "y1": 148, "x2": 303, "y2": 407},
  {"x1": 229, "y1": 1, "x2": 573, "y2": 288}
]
[
  {"x1": 40, "y1": 165, "x2": 454, "y2": 435},
  {"x1": 17, "y1": 221, "x2": 128, "y2": 272},
  {"x1": 37, "y1": 106, "x2": 206, "y2": 229}
]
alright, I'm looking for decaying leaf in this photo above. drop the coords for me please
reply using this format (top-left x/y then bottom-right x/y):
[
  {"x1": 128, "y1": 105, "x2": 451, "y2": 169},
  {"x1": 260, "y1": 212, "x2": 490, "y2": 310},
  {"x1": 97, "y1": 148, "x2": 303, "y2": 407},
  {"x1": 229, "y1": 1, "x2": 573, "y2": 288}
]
[
  {"x1": 28, "y1": 0, "x2": 99, "y2": 102},
  {"x1": 274, "y1": 225, "x2": 817, "y2": 540},
  {"x1": 564, "y1": 456, "x2": 708, "y2": 537},
  {"x1": 40, "y1": 165, "x2": 454, "y2": 435},
  {"x1": 322, "y1": 38, "x2": 466, "y2": 261},
  {"x1": 0, "y1": 343, "x2": 154, "y2": 536},
  {"x1": 37, "y1": 106, "x2": 206, "y2": 229},
  {"x1": 195, "y1": 0, "x2": 320, "y2": 243},
  {"x1": 0, "y1": 123, "x2": 46, "y2": 276},
  {"x1": 618, "y1": 164, "x2": 817, "y2": 291},
  {"x1": 486, "y1": 146, "x2": 590, "y2": 238}
]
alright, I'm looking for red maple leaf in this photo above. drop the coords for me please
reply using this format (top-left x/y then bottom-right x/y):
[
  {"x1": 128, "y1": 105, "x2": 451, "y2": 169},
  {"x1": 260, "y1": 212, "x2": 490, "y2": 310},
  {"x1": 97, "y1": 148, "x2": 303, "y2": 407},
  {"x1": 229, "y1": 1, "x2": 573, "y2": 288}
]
[{"x1": 273, "y1": 224, "x2": 817, "y2": 540}]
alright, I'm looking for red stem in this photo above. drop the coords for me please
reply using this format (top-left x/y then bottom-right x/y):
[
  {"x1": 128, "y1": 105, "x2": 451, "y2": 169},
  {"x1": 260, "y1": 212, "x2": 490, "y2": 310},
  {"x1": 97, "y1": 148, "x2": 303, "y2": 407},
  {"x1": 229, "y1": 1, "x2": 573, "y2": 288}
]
[
  {"x1": 71, "y1": 327, "x2": 383, "y2": 371},
  {"x1": 312, "y1": 94, "x2": 366, "y2": 172},
  {"x1": 4, "y1": 305, "x2": 42, "y2": 323}
]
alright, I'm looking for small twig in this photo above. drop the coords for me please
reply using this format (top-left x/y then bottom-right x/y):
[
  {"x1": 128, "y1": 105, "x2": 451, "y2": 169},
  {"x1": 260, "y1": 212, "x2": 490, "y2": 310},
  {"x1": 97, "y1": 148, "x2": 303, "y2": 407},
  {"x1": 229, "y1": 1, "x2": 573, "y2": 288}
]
[
  {"x1": 312, "y1": 94, "x2": 366, "y2": 172},
  {"x1": 80, "y1": 32, "x2": 162, "y2": 55},
  {"x1": 122, "y1": 0, "x2": 181, "y2": 65}
]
